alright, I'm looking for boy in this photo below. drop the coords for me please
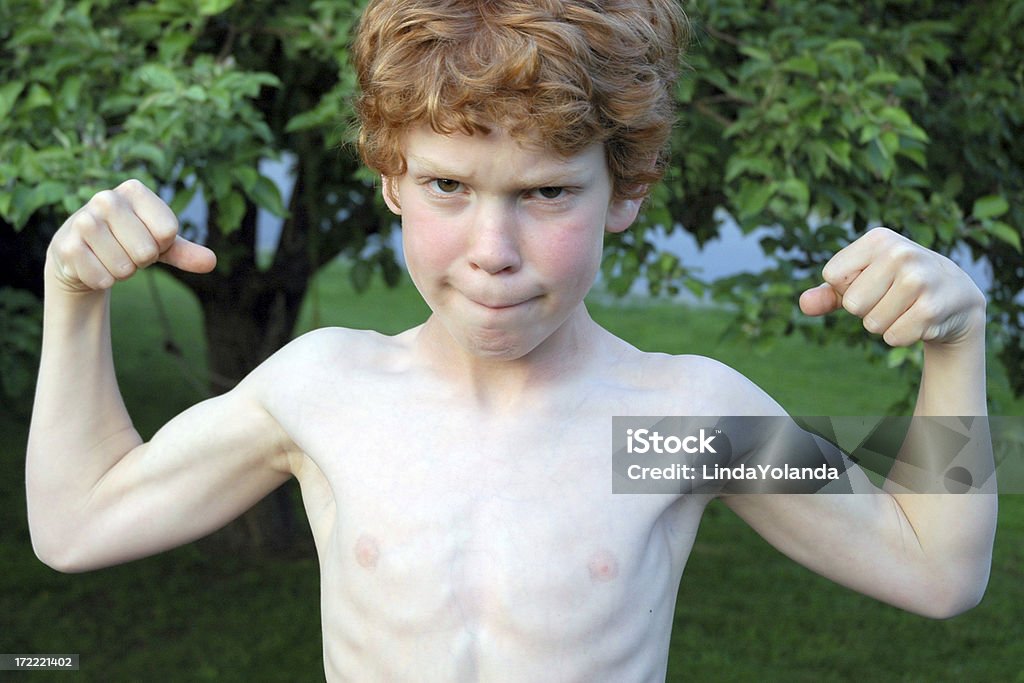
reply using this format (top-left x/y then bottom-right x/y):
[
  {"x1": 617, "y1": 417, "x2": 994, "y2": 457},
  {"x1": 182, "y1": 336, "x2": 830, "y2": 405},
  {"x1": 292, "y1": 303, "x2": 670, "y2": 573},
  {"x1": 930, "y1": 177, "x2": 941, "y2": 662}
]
[{"x1": 27, "y1": 1, "x2": 996, "y2": 681}]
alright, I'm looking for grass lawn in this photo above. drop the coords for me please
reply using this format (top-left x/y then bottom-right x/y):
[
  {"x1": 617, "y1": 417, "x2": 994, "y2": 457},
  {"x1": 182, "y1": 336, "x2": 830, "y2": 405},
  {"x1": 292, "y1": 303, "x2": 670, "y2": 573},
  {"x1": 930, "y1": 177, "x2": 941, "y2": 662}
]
[{"x1": 2, "y1": 261, "x2": 1021, "y2": 682}]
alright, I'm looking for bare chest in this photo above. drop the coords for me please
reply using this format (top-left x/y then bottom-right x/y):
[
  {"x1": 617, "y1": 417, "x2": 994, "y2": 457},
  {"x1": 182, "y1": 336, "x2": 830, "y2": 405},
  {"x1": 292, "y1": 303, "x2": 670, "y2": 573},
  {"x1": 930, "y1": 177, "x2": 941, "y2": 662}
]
[{"x1": 294, "y1": 409, "x2": 704, "y2": 634}]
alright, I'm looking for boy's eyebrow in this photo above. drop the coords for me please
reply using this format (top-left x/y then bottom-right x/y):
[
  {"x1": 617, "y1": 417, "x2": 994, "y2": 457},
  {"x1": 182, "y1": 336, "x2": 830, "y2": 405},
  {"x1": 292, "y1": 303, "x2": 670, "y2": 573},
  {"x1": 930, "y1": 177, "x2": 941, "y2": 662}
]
[{"x1": 407, "y1": 154, "x2": 596, "y2": 187}]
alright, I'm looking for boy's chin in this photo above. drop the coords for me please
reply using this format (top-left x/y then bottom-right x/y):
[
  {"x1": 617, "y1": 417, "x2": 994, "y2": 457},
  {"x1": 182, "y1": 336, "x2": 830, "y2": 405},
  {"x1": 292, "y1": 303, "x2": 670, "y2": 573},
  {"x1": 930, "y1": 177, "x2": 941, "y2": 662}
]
[{"x1": 454, "y1": 328, "x2": 547, "y2": 362}]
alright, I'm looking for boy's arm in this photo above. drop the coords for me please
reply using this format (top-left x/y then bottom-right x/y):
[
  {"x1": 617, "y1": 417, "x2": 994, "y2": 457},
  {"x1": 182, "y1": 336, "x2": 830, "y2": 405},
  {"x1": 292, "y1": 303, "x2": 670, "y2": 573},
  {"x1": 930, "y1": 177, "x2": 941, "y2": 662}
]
[
  {"x1": 27, "y1": 180, "x2": 297, "y2": 572},
  {"x1": 721, "y1": 228, "x2": 996, "y2": 618}
]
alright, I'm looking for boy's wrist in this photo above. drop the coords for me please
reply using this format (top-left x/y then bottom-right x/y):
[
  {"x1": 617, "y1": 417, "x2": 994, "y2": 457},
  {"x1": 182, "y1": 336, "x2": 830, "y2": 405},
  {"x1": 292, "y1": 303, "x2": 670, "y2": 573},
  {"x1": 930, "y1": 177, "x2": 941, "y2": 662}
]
[
  {"x1": 923, "y1": 298, "x2": 987, "y2": 353},
  {"x1": 43, "y1": 252, "x2": 109, "y2": 300}
]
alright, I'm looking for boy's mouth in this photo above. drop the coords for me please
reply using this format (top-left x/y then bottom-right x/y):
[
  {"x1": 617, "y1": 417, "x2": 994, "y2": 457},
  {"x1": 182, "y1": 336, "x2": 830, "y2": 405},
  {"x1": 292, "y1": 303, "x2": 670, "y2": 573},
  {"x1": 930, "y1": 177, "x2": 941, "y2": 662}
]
[{"x1": 466, "y1": 294, "x2": 540, "y2": 311}]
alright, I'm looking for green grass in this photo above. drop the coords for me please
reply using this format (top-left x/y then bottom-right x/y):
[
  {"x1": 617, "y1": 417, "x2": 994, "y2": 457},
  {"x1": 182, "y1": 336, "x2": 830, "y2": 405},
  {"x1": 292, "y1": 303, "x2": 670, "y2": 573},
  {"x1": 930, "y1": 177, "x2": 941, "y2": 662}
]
[{"x1": 2, "y1": 262, "x2": 1021, "y2": 682}]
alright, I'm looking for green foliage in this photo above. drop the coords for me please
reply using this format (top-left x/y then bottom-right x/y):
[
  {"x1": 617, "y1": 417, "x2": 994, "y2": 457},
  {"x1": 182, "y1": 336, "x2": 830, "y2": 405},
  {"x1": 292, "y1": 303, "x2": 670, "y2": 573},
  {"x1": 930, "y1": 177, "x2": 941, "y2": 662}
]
[
  {"x1": 3, "y1": 0, "x2": 1022, "y2": 404},
  {"x1": 605, "y1": 0, "x2": 1024, "y2": 404},
  {"x1": 0, "y1": 0, "x2": 286, "y2": 231},
  {"x1": 0, "y1": 0, "x2": 389, "y2": 398}
]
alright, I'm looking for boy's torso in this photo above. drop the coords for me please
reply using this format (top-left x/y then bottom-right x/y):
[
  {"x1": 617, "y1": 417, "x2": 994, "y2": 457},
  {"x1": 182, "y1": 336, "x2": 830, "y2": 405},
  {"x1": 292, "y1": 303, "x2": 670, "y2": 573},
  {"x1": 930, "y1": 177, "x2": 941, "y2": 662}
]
[{"x1": 260, "y1": 322, "x2": 745, "y2": 682}]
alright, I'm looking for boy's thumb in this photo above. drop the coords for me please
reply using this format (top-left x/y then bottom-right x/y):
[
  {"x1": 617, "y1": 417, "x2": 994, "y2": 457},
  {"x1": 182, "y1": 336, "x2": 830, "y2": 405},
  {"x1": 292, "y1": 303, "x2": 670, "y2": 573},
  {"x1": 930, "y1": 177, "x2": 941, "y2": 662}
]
[
  {"x1": 159, "y1": 236, "x2": 217, "y2": 274},
  {"x1": 799, "y1": 282, "x2": 842, "y2": 317}
]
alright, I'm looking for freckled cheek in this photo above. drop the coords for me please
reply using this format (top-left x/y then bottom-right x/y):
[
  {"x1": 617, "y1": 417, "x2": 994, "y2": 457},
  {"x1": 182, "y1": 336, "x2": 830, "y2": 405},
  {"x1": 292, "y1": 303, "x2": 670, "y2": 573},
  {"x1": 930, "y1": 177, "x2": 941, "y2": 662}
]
[
  {"x1": 401, "y1": 213, "x2": 466, "y2": 277},
  {"x1": 527, "y1": 221, "x2": 605, "y2": 286}
]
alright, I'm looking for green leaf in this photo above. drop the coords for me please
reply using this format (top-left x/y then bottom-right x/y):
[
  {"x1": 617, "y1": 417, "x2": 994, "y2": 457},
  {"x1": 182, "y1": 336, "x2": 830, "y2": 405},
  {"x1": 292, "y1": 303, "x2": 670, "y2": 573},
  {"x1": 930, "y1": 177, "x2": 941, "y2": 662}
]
[
  {"x1": 781, "y1": 55, "x2": 819, "y2": 78},
  {"x1": 972, "y1": 195, "x2": 1010, "y2": 220},
  {"x1": 217, "y1": 192, "x2": 246, "y2": 234},
  {"x1": 879, "y1": 130, "x2": 900, "y2": 157},
  {"x1": 168, "y1": 184, "x2": 198, "y2": 214},
  {"x1": 126, "y1": 142, "x2": 168, "y2": 170},
  {"x1": 183, "y1": 85, "x2": 208, "y2": 102},
  {"x1": 825, "y1": 140, "x2": 852, "y2": 171},
  {"x1": 249, "y1": 175, "x2": 287, "y2": 217},
  {"x1": 8, "y1": 181, "x2": 65, "y2": 228},
  {"x1": 886, "y1": 346, "x2": 911, "y2": 369},
  {"x1": 725, "y1": 156, "x2": 774, "y2": 183},
  {"x1": 138, "y1": 64, "x2": 179, "y2": 91},
  {"x1": 285, "y1": 108, "x2": 329, "y2": 133},
  {"x1": 864, "y1": 71, "x2": 901, "y2": 87},
  {"x1": 198, "y1": 0, "x2": 236, "y2": 16},
  {"x1": 231, "y1": 166, "x2": 259, "y2": 192},
  {"x1": 23, "y1": 84, "x2": 53, "y2": 111},
  {"x1": 0, "y1": 81, "x2": 25, "y2": 121},
  {"x1": 858, "y1": 124, "x2": 881, "y2": 145},
  {"x1": 735, "y1": 181, "x2": 775, "y2": 219},
  {"x1": 738, "y1": 46, "x2": 773, "y2": 63},
  {"x1": 878, "y1": 106, "x2": 913, "y2": 129},
  {"x1": 824, "y1": 39, "x2": 865, "y2": 54},
  {"x1": 903, "y1": 124, "x2": 929, "y2": 143},
  {"x1": 777, "y1": 178, "x2": 810, "y2": 214},
  {"x1": 988, "y1": 221, "x2": 1022, "y2": 252}
]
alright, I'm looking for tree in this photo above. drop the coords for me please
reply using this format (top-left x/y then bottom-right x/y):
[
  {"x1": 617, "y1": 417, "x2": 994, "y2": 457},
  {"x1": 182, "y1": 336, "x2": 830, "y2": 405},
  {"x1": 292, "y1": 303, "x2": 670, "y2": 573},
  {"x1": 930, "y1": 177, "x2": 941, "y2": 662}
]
[
  {"x1": 0, "y1": 0, "x2": 389, "y2": 553},
  {"x1": 605, "y1": 0, "x2": 1022, "y2": 411}
]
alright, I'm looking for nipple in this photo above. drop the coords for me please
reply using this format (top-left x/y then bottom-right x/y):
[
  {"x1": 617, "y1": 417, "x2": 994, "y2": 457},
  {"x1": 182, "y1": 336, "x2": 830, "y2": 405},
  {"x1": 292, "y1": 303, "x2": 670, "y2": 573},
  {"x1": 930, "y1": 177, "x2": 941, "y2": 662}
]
[
  {"x1": 354, "y1": 534, "x2": 380, "y2": 570},
  {"x1": 587, "y1": 549, "x2": 619, "y2": 583}
]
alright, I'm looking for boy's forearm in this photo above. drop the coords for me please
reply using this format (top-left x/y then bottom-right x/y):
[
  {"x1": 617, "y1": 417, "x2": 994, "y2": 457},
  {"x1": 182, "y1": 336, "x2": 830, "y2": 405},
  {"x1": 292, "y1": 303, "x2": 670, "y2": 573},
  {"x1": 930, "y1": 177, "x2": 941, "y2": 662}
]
[
  {"x1": 26, "y1": 267, "x2": 143, "y2": 559},
  {"x1": 914, "y1": 307, "x2": 988, "y2": 416},
  {"x1": 888, "y1": 313, "x2": 996, "y2": 614}
]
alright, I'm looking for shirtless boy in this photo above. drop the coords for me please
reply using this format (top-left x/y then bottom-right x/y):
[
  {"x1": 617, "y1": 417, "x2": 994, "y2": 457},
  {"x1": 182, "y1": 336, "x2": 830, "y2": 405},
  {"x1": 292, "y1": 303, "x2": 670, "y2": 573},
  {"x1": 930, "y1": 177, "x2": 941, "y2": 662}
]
[{"x1": 27, "y1": 1, "x2": 996, "y2": 681}]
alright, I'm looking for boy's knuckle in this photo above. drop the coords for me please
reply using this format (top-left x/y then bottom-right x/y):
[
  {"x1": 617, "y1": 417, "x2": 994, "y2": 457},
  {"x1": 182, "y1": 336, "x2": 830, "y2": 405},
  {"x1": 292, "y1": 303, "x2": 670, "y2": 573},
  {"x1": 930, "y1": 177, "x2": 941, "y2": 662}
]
[
  {"x1": 841, "y1": 293, "x2": 864, "y2": 316},
  {"x1": 72, "y1": 211, "x2": 104, "y2": 239},
  {"x1": 52, "y1": 236, "x2": 80, "y2": 264},
  {"x1": 133, "y1": 243, "x2": 159, "y2": 264},
  {"x1": 89, "y1": 189, "x2": 119, "y2": 214},
  {"x1": 151, "y1": 220, "x2": 178, "y2": 243},
  {"x1": 867, "y1": 226, "x2": 896, "y2": 243},
  {"x1": 115, "y1": 261, "x2": 138, "y2": 280},
  {"x1": 898, "y1": 266, "x2": 928, "y2": 292},
  {"x1": 889, "y1": 244, "x2": 920, "y2": 269},
  {"x1": 821, "y1": 263, "x2": 840, "y2": 285},
  {"x1": 116, "y1": 178, "x2": 147, "y2": 196},
  {"x1": 915, "y1": 298, "x2": 943, "y2": 322}
]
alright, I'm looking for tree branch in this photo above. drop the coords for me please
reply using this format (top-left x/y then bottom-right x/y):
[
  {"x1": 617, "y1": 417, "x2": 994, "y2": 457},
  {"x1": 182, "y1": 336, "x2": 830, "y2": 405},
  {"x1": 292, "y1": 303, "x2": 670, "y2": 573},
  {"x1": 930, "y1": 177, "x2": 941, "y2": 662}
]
[
  {"x1": 694, "y1": 101, "x2": 735, "y2": 128},
  {"x1": 703, "y1": 23, "x2": 743, "y2": 47}
]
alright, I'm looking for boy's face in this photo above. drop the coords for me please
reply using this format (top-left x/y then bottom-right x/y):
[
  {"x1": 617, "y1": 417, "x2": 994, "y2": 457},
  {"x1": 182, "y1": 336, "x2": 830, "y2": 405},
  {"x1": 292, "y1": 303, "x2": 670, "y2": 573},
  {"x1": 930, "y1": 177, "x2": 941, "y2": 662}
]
[{"x1": 383, "y1": 124, "x2": 641, "y2": 361}]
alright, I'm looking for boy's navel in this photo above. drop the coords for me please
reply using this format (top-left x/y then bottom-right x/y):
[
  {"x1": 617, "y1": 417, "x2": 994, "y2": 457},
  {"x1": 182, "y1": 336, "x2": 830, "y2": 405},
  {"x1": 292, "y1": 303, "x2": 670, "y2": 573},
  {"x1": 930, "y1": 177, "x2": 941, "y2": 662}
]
[
  {"x1": 587, "y1": 549, "x2": 619, "y2": 583},
  {"x1": 354, "y1": 534, "x2": 380, "y2": 570}
]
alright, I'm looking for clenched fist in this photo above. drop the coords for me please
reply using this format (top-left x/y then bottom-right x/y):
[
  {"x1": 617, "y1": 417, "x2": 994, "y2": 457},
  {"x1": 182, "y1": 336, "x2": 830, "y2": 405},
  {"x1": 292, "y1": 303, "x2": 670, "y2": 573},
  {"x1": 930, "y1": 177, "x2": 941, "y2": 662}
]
[
  {"x1": 799, "y1": 227, "x2": 986, "y2": 348},
  {"x1": 47, "y1": 179, "x2": 216, "y2": 293}
]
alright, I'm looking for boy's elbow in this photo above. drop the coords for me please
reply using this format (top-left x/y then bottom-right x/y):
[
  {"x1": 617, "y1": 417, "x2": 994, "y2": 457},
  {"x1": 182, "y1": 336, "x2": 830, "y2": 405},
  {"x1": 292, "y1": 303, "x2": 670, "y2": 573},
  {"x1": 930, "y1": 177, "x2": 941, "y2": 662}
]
[
  {"x1": 916, "y1": 588, "x2": 985, "y2": 620},
  {"x1": 30, "y1": 536, "x2": 76, "y2": 573},
  {"x1": 28, "y1": 517, "x2": 95, "y2": 574},
  {"x1": 912, "y1": 566, "x2": 990, "y2": 620}
]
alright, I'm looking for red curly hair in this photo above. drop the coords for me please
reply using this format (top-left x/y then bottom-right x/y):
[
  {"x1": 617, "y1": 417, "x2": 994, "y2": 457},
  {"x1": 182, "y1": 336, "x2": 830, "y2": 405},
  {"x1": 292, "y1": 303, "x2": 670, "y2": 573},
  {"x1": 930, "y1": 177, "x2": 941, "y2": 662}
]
[{"x1": 352, "y1": 0, "x2": 689, "y2": 200}]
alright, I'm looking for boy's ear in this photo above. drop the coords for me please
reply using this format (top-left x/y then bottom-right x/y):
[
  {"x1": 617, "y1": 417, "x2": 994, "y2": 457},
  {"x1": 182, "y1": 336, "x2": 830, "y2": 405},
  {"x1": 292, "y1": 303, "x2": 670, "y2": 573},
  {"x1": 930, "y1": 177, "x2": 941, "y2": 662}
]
[
  {"x1": 606, "y1": 196, "x2": 643, "y2": 233},
  {"x1": 381, "y1": 176, "x2": 402, "y2": 215}
]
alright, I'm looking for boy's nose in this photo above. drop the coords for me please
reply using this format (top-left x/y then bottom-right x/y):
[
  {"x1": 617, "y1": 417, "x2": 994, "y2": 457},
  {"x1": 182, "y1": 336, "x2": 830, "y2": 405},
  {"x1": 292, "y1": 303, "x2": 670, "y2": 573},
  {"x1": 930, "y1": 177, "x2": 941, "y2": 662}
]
[{"x1": 468, "y1": 205, "x2": 522, "y2": 275}]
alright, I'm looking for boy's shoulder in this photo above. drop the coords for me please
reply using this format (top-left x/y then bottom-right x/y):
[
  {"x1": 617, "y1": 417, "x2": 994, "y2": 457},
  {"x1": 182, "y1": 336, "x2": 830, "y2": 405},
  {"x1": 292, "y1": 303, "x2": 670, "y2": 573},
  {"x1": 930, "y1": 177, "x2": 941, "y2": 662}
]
[
  {"x1": 242, "y1": 325, "x2": 417, "y2": 390},
  {"x1": 604, "y1": 340, "x2": 783, "y2": 417}
]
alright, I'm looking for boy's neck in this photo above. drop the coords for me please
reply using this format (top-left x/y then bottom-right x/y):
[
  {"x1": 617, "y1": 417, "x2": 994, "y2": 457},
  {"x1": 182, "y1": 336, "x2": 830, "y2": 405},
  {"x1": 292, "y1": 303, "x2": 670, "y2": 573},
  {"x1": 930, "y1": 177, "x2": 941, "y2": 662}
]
[{"x1": 413, "y1": 303, "x2": 610, "y2": 412}]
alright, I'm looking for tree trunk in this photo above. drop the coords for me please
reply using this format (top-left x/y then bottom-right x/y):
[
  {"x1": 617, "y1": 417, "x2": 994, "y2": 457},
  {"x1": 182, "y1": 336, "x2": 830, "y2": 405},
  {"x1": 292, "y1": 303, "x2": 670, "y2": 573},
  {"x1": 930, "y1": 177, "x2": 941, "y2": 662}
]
[
  {"x1": 191, "y1": 272, "x2": 313, "y2": 556},
  {"x1": 177, "y1": 198, "x2": 317, "y2": 557}
]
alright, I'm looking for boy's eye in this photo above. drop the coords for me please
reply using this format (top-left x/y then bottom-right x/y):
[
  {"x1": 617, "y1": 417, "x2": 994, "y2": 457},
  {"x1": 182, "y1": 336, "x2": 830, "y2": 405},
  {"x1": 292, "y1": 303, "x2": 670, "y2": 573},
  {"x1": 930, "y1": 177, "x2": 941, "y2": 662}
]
[
  {"x1": 536, "y1": 187, "x2": 564, "y2": 199},
  {"x1": 432, "y1": 179, "x2": 462, "y2": 193}
]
